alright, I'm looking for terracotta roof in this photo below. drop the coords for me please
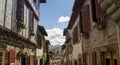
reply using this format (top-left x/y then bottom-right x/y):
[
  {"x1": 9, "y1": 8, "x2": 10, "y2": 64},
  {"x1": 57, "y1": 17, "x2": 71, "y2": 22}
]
[{"x1": 38, "y1": 25, "x2": 48, "y2": 36}]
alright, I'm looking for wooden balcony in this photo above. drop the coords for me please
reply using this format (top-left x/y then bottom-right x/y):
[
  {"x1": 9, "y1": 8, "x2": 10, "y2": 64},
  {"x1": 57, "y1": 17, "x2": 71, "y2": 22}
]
[{"x1": 100, "y1": 0, "x2": 120, "y2": 21}]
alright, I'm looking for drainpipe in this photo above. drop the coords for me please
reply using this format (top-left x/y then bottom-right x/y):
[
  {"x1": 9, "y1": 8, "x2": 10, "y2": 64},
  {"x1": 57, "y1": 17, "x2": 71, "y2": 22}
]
[{"x1": 116, "y1": 23, "x2": 120, "y2": 65}]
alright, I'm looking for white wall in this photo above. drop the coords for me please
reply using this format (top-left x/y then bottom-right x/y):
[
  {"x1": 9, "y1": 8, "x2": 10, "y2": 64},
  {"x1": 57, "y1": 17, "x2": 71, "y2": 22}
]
[
  {"x1": 5, "y1": 0, "x2": 13, "y2": 29},
  {"x1": 71, "y1": 16, "x2": 83, "y2": 59},
  {"x1": 0, "y1": 0, "x2": 6, "y2": 26},
  {"x1": 0, "y1": 0, "x2": 39, "y2": 44}
]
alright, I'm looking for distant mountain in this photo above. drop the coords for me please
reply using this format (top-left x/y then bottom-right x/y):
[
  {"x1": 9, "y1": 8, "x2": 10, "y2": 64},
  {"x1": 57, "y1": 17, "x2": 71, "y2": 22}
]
[{"x1": 49, "y1": 45, "x2": 61, "y2": 52}]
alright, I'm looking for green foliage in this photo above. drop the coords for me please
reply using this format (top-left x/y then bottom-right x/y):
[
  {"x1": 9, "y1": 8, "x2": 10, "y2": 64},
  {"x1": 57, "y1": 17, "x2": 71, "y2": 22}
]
[{"x1": 17, "y1": 20, "x2": 26, "y2": 29}]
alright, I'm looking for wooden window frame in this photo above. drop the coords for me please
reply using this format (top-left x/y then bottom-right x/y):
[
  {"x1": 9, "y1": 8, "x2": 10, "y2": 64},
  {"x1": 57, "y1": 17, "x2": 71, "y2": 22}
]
[
  {"x1": 91, "y1": 0, "x2": 106, "y2": 23},
  {"x1": 81, "y1": 5, "x2": 91, "y2": 33},
  {"x1": 73, "y1": 26, "x2": 78, "y2": 44}
]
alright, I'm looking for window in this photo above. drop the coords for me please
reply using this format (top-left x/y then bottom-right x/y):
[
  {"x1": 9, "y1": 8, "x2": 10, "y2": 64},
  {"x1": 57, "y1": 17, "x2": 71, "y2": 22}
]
[
  {"x1": 114, "y1": 59, "x2": 118, "y2": 65},
  {"x1": 91, "y1": 0, "x2": 106, "y2": 23},
  {"x1": 37, "y1": 31, "x2": 43, "y2": 48},
  {"x1": 106, "y1": 59, "x2": 110, "y2": 65},
  {"x1": 91, "y1": 0, "x2": 97, "y2": 22},
  {"x1": 29, "y1": 10, "x2": 34, "y2": 37},
  {"x1": 16, "y1": 0, "x2": 24, "y2": 21},
  {"x1": 73, "y1": 26, "x2": 78, "y2": 44},
  {"x1": 29, "y1": 11, "x2": 34, "y2": 32}
]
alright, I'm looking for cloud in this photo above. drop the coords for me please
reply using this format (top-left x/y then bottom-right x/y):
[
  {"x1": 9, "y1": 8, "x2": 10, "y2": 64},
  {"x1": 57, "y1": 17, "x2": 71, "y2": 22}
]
[
  {"x1": 46, "y1": 28, "x2": 65, "y2": 45},
  {"x1": 58, "y1": 16, "x2": 70, "y2": 23}
]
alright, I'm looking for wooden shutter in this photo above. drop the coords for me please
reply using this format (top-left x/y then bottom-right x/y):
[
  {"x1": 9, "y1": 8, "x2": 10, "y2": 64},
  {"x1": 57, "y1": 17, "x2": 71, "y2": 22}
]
[
  {"x1": 81, "y1": 5, "x2": 91, "y2": 33},
  {"x1": 95, "y1": 0, "x2": 106, "y2": 19},
  {"x1": 34, "y1": 56, "x2": 37, "y2": 65},
  {"x1": 16, "y1": 0, "x2": 24, "y2": 21},
  {"x1": 73, "y1": 26, "x2": 78, "y2": 43},
  {"x1": 9, "y1": 50, "x2": 15, "y2": 63},
  {"x1": 92, "y1": 52, "x2": 97, "y2": 65},
  {"x1": 29, "y1": 11, "x2": 34, "y2": 32}
]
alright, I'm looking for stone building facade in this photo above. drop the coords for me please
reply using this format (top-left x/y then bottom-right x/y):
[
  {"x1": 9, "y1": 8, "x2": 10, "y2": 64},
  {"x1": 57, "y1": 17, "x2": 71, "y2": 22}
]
[
  {"x1": 0, "y1": 0, "x2": 46, "y2": 65},
  {"x1": 37, "y1": 25, "x2": 48, "y2": 65},
  {"x1": 63, "y1": 0, "x2": 120, "y2": 65}
]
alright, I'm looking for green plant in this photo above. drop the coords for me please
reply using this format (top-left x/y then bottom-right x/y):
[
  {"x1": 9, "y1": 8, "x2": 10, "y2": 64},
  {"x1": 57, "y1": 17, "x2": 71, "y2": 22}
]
[{"x1": 17, "y1": 20, "x2": 25, "y2": 29}]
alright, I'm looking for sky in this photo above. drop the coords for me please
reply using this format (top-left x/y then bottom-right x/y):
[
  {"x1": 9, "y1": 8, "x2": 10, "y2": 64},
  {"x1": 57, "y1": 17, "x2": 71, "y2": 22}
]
[{"x1": 39, "y1": 0, "x2": 74, "y2": 45}]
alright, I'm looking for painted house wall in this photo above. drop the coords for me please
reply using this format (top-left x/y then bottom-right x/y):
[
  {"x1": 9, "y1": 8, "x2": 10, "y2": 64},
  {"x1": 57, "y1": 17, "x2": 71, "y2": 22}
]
[
  {"x1": 81, "y1": 0, "x2": 120, "y2": 65},
  {"x1": 0, "y1": 0, "x2": 6, "y2": 26},
  {"x1": 30, "y1": 18, "x2": 38, "y2": 43},
  {"x1": 0, "y1": 0, "x2": 39, "y2": 44},
  {"x1": 4, "y1": 0, "x2": 13, "y2": 30},
  {"x1": 71, "y1": 15, "x2": 83, "y2": 60}
]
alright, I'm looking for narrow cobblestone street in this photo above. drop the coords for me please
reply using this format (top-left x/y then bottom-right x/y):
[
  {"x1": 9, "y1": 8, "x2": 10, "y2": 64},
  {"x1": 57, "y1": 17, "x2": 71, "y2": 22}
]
[{"x1": 0, "y1": 0, "x2": 120, "y2": 65}]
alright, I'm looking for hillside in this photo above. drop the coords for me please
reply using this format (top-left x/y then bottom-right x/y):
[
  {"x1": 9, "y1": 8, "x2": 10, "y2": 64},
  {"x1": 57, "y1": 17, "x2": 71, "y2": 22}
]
[{"x1": 49, "y1": 45, "x2": 61, "y2": 52}]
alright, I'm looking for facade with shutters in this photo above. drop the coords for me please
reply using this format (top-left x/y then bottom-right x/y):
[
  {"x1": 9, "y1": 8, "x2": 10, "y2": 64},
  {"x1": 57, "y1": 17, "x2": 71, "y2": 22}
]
[
  {"x1": 36, "y1": 25, "x2": 48, "y2": 65},
  {"x1": 63, "y1": 0, "x2": 120, "y2": 65},
  {"x1": 63, "y1": 12, "x2": 83, "y2": 65},
  {"x1": 0, "y1": 0, "x2": 46, "y2": 65}
]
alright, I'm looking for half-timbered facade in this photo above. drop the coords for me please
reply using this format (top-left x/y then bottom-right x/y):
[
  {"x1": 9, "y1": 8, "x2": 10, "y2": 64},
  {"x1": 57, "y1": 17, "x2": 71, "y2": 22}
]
[{"x1": 0, "y1": 0, "x2": 46, "y2": 65}]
